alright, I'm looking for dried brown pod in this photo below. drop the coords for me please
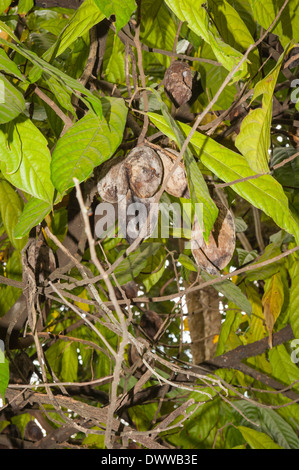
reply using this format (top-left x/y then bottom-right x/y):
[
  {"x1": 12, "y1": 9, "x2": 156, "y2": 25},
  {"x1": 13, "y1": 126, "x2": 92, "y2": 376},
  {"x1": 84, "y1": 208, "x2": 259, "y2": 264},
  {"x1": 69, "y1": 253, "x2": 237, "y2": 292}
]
[
  {"x1": 97, "y1": 160, "x2": 128, "y2": 203},
  {"x1": 9, "y1": 352, "x2": 34, "y2": 384},
  {"x1": 164, "y1": 61, "x2": 192, "y2": 108},
  {"x1": 24, "y1": 421, "x2": 43, "y2": 442},
  {"x1": 124, "y1": 145, "x2": 163, "y2": 199},
  {"x1": 140, "y1": 310, "x2": 163, "y2": 340},
  {"x1": 191, "y1": 201, "x2": 235, "y2": 275},
  {"x1": 118, "y1": 190, "x2": 159, "y2": 244},
  {"x1": 114, "y1": 281, "x2": 138, "y2": 300},
  {"x1": 157, "y1": 148, "x2": 188, "y2": 197}
]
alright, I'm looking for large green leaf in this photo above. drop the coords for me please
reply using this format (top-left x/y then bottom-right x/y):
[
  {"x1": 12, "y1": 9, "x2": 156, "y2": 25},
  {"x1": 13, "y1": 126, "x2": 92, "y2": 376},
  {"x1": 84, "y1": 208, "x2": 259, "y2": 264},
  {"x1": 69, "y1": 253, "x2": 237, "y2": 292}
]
[
  {"x1": 209, "y1": 0, "x2": 259, "y2": 76},
  {"x1": 0, "y1": 49, "x2": 23, "y2": 80},
  {"x1": 147, "y1": 113, "x2": 299, "y2": 244},
  {"x1": 0, "y1": 0, "x2": 11, "y2": 14},
  {"x1": 51, "y1": 0, "x2": 105, "y2": 58},
  {"x1": 0, "y1": 33, "x2": 102, "y2": 118},
  {"x1": 51, "y1": 97, "x2": 128, "y2": 193},
  {"x1": 249, "y1": 0, "x2": 299, "y2": 47},
  {"x1": 0, "y1": 74, "x2": 25, "y2": 124},
  {"x1": 102, "y1": 32, "x2": 126, "y2": 84},
  {"x1": 269, "y1": 344, "x2": 299, "y2": 394},
  {"x1": 235, "y1": 53, "x2": 285, "y2": 173},
  {"x1": 0, "y1": 117, "x2": 54, "y2": 204},
  {"x1": 140, "y1": 0, "x2": 177, "y2": 68},
  {"x1": 14, "y1": 198, "x2": 52, "y2": 239},
  {"x1": 164, "y1": 0, "x2": 248, "y2": 80},
  {"x1": 0, "y1": 179, "x2": 26, "y2": 250},
  {"x1": 201, "y1": 271, "x2": 252, "y2": 316},
  {"x1": 93, "y1": 0, "x2": 136, "y2": 32},
  {"x1": 238, "y1": 426, "x2": 282, "y2": 449},
  {"x1": 235, "y1": 400, "x2": 299, "y2": 449}
]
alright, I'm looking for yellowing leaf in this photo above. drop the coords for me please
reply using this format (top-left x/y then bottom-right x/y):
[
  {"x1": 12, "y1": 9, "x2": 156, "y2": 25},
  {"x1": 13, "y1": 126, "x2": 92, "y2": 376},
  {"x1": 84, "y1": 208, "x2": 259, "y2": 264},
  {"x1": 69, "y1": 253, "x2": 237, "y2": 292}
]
[
  {"x1": 212, "y1": 334, "x2": 219, "y2": 344},
  {"x1": 262, "y1": 272, "x2": 284, "y2": 348},
  {"x1": 183, "y1": 318, "x2": 189, "y2": 331},
  {"x1": 74, "y1": 290, "x2": 90, "y2": 313}
]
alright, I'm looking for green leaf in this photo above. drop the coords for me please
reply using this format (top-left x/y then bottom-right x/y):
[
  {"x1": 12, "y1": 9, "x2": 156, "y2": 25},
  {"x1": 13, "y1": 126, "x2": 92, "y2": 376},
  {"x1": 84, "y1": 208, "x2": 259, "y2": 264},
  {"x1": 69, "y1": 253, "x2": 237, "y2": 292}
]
[
  {"x1": 234, "y1": 400, "x2": 299, "y2": 449},
  {"x1": 0, "y1": 357, "x2": 9, "y2": 403},
  {"x1": 216, "y1": 309, "x2": 244, "y2": 355},
  {"x1": 262, "y1": 272, "x2": 284, "y2": 347},
  {"x1": 51, "y1": 97, "x2": 127, "y2": 194},
  {"x1": 201, "y1": 271, "x2": 252, "y2": 316},
  {"x1": 93, "y1": 0, "x2": 136, "y2": 32},
  {"x1": 249, "y1": 0, "x2": 299, "y2": 47},
  {"x1": 178, "y1": 253, "x2": 198, "y2": 272},
  {"x1": 238, "y1": 426, "x2": 282, "y2": 449},
  {"x1": 0, "y1": 179, "x2": 27, "y2": 250},
  {"x1": 288, "y1": 255, "x2": 299, "y2": 338},
  {"x1": 17, "y1": 0, "x2": 33, "y2": 14},
  {"x1": 0, "y1": 0, "x2": 11, "y2": 14},
  {"x1": 143, "y1": 247, "x2": 166, "y2": 292},
  {"x1": 102, "y1": 32, "x2": 126, "y2": 84},
  {"x1": 114, "y1": 242, "x2": 162, "y2": 285},
  {"x1": 235, "y1": 53, "x2": 285, "y2": 173},
  {"x1": 269, "y1": 344, "x2": 299, "y2": 393},
  {"x1": 61, "y1": 342, "x2": 78, "y2": 382},
  {"x1": 0, "y1": 73, "x2": 25, "y2": 124},
  {"x1": 14, "y1": 198, "x2": 52, "y2": 239},
  {"x1": 164, "y1": 0, "x2": 248, "y2": 80},
  {"x1": 51, "y1": 0, "x2": 105, "y2": 58},
  {"x1": 0, "y1": 36, "x2": 102, "y2": 118},
  {"x1": 140, "y1": 0, "x2": 177, "y2": 68},
  {"x1": 147, "y1": 113, "x2": 299, "y2": 244},
  {"x1": 209, "y1": 0, "x2": 260, "y2": 76},
  {"x1": 0, "y1": 117, "x2": 54, "y2": 203},
  {"x1": 0, "y1": 49, "x2": 23, "y2": 80}
]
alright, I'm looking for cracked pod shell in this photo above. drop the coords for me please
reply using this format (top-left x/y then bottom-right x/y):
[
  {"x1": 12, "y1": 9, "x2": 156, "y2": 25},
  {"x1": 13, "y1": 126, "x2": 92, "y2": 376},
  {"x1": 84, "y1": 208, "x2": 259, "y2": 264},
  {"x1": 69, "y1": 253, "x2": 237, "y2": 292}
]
[
  {"x1": 124, "y1": 145, "x2": 163, "y2": 199},
  {"x1": 164, "y1": 61, "x2": 192, "y2": 107},
  {"x1": 191, "y1": 201, "x2": 236, "y2": 275}
]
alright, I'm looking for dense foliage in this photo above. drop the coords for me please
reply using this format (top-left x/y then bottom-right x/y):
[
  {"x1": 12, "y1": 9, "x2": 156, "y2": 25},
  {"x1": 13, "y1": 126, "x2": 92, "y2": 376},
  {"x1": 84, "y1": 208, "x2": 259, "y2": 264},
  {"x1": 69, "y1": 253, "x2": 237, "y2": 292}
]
[{"x1": 0, "y1": 0, "x2": 299, "y2": 450}]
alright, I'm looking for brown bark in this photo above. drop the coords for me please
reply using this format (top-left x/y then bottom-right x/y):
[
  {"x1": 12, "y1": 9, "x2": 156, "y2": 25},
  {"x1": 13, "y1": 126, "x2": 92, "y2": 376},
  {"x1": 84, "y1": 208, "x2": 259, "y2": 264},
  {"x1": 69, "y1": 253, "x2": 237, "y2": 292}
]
[{"x1": 186, "y1": 274, "x2": 221, "y2": 364}]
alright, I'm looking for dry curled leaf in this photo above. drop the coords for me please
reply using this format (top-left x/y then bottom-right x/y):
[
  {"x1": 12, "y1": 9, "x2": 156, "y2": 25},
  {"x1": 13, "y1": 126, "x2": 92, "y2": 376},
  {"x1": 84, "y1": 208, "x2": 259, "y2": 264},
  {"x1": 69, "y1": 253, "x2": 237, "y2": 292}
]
[
  {"x1": 164, "y1": 61, "x2": 192, "y2": 108},
  {"x1": 97, "y1": 160, "x2": 128, "y2": 203},
  {"x1": 157, "y1": 148, "x2": 188, "y2": 198},
  {"x1": 124, "y1": 145, "x2": 163, "y2": 198},
  {"x1": 191, "y1": 201, "x2": 235, "y2": 275}
]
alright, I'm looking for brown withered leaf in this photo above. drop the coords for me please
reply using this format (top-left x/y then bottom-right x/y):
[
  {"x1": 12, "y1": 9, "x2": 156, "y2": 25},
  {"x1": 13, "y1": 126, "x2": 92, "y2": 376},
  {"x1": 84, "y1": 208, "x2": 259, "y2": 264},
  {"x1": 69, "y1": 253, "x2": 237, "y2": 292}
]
[
  {"x1": 191, "y1": 201, "x2": 235, "y2": 275},
  {"x1": 164, "y1": 61, "x2": 192, "y2": 108}
]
